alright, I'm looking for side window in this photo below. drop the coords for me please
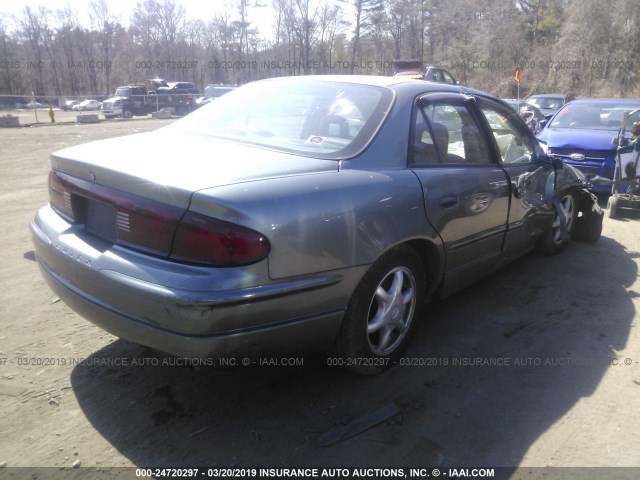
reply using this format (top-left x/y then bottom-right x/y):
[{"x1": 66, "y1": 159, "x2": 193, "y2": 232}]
[
  {"x1": 411, "y1": 101, "x2": 492, "y2": 165},
  {"x1": 481, "y1": 107, "x2": 534, "y2": 164},
  {"x1": 411, "y1": 108, "x2": 439, "y2": 165}
]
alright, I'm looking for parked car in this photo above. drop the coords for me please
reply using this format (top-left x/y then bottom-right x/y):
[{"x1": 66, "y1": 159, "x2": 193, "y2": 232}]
[
  {"x1": 192, "y1": 85, "x2": 239, "y2": 110},
  {"x1": 193, "y1": 96, "x2": 214, "y2": 109},
  {"x1": 26, "y1": 101, "x2": 47, "y2": 109},
  {"x1": 31, "y1": 76, "x2": 602, "y2": 374},
  {"x1": 72, "y1": 100, "x2": 102, "y2": 111},
  {"x1": 61, "y1": 100, "x2": 80, "y2": 111},
  {"x1": 504, "y1": 99, "x2": 546, "y2": 133},
  {"x1": 526, "y1": 94, "x2": 575, "y2": 118},
  {"x1": 204, "y1": 84, "x2": 238, "y2": 98},
  {"x1": 393, "y1": 59, "x2": 459, "y2": 85},
  {"x1": 537, "y1": 98, "x2": 640, "y2": 193},
  {"x1": 157, "y1": 81, "x2": 199, "y2": 95},
  {"x1": 102, "y1": 83, "x2": 193, "y2": 118}
]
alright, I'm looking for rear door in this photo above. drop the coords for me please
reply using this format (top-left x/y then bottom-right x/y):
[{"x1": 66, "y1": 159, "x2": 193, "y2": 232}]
[{"x1": 409, "y1": 93, "x2": 511, "y2": 295}]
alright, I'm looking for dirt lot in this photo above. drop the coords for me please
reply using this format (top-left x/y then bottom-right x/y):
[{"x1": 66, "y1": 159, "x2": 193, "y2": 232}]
[{"x1": 0, "y1": 114, "x2": 639, "y2": 479}]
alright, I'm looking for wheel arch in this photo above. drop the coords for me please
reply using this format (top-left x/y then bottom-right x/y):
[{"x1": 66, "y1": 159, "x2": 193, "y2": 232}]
[
  {"x1": 401, "y1": 238, "x2": 444, "y2": 300},
  {"x1": 341, "y1": 237, "x2": 444, "y2": 313}
]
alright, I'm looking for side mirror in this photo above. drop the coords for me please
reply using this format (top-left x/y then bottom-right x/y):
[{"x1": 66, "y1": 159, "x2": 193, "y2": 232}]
[{"x1": 538, "y1": 119, "x2": 548, "y2": 130}]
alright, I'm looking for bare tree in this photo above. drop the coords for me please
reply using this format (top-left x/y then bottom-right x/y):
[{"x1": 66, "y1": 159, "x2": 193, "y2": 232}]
[
  {"x1": 0, "y1": 18, "x2": 22, "y2": 95},
  {"x1": 235, "y1": 0, "x2": 251, "y2": 58},
  {"x1": 132, "y1": 0, "x2": 186, "y2": 76},
  {"x1": 90, "y1": 0, "x2": 118, "y2": 93},
  {"x1": 3, "y1": 0, "x2": 640, "y2": 99},
  {"x1": 17, "y1": 6, "x2": 49, "y2": 96},
  {"x1": 315, "y1": 1, "x2": 344, "y2": 69},
  {"x1": 341, "y1": 0, "x2": 384, "y2": 74}
]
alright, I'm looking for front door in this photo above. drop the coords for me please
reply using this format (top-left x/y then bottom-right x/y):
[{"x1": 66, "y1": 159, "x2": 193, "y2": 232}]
[
  {"x1": 409, "y1": 93, "x2": 511, "y2": 295},
  {"x1": 478, "y1": 98, "x2": 554, "y2": 261}
]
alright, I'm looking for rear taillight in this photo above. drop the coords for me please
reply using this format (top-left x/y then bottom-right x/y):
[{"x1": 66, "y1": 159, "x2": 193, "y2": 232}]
[
  {"x1": 170, "y1": 211, "x2": 270, "y2": 266},
  {"x1": 48, "y1": 170, "x2": 182, "y2": 256},
  {"x1": 49, "y1": 171, "x2": 75, "y2": 221}
]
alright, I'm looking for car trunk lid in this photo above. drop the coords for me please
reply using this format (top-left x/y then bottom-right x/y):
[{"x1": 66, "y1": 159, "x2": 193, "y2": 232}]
[
  {"x1": 51, "y1": 131, "x2": 339, "y2": 207},
  {"x1": 49, "y1": 131, "x2": 338, "y2": 259}
]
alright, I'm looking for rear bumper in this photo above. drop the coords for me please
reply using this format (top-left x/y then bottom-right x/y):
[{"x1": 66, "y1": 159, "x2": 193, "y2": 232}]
[{"x1": 31, "y1": 205, "x2": 359, "y2": 358}]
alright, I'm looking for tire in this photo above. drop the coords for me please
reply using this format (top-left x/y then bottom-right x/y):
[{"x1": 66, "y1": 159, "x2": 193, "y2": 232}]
[
  {"x1": 539, "y1": 192, "x2": 577, "y2": 254},
  {"x1": 572, "y1": 208, "x2": 603, "y2": 243},
  {"x1": 331, "y1": 245, "x2": 425, "y2": 375},
  {"x1": 607, "y1": 195, "x2": 618, "y2": 219},
  {"x1": 123, "y1": 109, "x2": 133, "y2": 119}
]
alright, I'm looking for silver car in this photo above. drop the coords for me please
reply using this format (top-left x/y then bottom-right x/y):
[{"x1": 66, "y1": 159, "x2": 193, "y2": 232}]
[{"x1": 31, "y1": 76, "x2": 602, "y2": 374}]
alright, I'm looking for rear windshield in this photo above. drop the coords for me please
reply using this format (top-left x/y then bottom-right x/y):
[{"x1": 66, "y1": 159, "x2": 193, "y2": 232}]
[{"x1": 165, "y1": 79, "x2": 393, "y2": 159}]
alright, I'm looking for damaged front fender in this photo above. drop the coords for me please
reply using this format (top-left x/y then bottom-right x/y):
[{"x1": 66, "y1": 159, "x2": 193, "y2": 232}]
[{"x1": 553, "y1": 163, "x2": 604, "y2": 243}]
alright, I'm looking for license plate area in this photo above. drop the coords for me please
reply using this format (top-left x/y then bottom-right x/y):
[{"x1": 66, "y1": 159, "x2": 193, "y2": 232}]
[{"x1": 75, "y1": 196, "x2": 117, "y2": 243}]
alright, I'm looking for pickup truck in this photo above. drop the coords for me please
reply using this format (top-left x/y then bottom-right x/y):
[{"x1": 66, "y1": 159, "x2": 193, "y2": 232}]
[{"x1": 101, "y1": 82, "x2": 195, "y2": 119}]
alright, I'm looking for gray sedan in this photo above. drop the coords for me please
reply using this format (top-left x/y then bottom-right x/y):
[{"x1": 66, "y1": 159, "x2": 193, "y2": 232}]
[{"x1": 31, "y1": 76, "x2": 602, "y2": 374}]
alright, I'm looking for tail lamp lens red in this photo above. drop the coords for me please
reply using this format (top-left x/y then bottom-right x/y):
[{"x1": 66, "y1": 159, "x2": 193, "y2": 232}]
[{"x1": 170, "y1": 211, "x2": 270, "y2": 266}]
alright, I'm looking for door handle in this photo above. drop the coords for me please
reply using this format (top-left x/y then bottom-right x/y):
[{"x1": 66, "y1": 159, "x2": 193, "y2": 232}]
[{"x1": 440, "y1": 196, "x2": 459, "y2": 210}]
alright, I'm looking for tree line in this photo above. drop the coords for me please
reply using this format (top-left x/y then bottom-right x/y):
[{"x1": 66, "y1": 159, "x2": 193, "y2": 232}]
[{"x1": 0, "y1": 0, "x2": 638, "y2": 103}]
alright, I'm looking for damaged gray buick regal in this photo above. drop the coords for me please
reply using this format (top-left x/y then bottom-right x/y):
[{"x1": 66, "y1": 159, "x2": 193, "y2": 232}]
[{"x1": 31, "y1": 76, "x2": 603, "y2": 374}]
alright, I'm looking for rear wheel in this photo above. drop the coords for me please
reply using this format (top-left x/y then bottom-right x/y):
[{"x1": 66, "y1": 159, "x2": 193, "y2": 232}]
[
  {"x1": 539, "y1": 192, "x2": 577, "y2": 254},
  {"x1": 331, "y1": 245, "x2": 425, "y2": 375}
]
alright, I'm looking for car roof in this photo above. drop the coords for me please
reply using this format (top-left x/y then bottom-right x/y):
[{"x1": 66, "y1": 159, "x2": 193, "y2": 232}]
[
  {"x1": 251, "y1": 74, "x2": 483, "y2": 97},
  {"x1": 563, "y1": 98, "x2": 640, "y2": 106}
]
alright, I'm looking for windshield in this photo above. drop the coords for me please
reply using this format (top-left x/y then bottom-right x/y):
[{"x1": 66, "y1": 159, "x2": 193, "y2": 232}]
[
  {"x1": 115, "y1": 88, "x2": 132, "y2": 96},
  {"x1": 165, "y1": 79, "x2": 393, "y2": 159},
  {"x1": 549, "y1": 102, "x2": 640, "y2": 130}
]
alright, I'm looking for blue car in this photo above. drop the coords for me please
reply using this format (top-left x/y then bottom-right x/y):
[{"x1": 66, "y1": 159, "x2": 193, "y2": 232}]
[{"x1": 537, "y1": 99, "x2": 640, "y2": 193}]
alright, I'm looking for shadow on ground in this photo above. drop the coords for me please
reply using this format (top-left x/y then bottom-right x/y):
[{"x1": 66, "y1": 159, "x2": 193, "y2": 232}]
[{"x1": 70, "y1": 236, "x2": 637, "y2": 468}]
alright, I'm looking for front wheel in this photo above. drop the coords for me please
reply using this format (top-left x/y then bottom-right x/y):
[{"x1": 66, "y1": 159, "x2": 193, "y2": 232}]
[
  {"x1": 539, "y1": 192, "x2": 577, "y2": 254},
  {"x1": 331, "y1": 245, "x2": 425, "y2": 375}
]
